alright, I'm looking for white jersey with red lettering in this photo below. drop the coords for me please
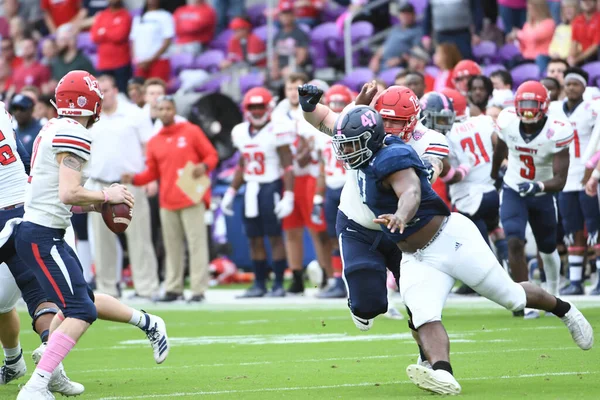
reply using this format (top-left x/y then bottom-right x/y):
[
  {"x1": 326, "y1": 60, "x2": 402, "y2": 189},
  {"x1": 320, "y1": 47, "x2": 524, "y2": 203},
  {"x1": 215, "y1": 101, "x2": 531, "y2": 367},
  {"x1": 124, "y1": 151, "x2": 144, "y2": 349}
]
[
  {"x1": 446, "y1": 115, "x2": 497, "y2": 214},
  {"x1": 548, "y1": 99, "x2": 600, "y2": 191},
  {"x1": 231, "y1": 119, "x2": 295, "y2": 184},
  {"x1": 0, "y1": 104, "x2": 27, "y2": 209},
  {"x1": 338, "y1": 122, "x2": 449, "y2": 230},
  {"x1": 24, "y1": 118, "x2": 93, "y2": 229},
  {"x1": 315, "y1": 133, "x2": 346, "y2": 189},
  {"x1": 497, "y1": 107, "x2": 573, "y2": 193}
]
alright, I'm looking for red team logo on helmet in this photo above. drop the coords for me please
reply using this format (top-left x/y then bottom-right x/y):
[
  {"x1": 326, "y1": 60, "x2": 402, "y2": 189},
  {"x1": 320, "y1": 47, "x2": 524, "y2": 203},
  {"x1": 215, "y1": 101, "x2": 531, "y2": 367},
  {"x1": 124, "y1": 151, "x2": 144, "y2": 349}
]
[
  {"x1": 52, "y1": 70, "x2": 103, "y2": 122},
  {"x1": 514, "y1": 81, "x2": 549, "y2": 124},
  {"x1": 242, "y1": 87, "x2": 274, "y2": 127},
  {"x1": 373, "y1": 85, "x2": 420, "y2": 141}
]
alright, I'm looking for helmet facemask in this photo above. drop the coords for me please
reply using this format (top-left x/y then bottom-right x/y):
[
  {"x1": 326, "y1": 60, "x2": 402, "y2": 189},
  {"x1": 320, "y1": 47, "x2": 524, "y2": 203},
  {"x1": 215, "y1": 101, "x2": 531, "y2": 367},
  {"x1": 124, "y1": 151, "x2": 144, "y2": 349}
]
[
  {"x1": 422, "y1": 109, "x2": 455, "y2": 134},
  {"x1": 516, "y1": 100, "x2": 545, "y2": 124},
  {"x1": 332, "y1": 130, "x2": 374, "y2": 170}
]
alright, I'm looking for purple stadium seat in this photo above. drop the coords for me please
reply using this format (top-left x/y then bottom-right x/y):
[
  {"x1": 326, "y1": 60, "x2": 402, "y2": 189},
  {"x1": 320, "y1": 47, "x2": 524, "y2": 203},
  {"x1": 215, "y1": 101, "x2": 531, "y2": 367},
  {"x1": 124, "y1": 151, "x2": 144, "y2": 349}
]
[
  {"x1": 170, "y1": 53, "x2": 195, "y2": 75},
  {"x1": 89, "y1": 54, "x2": 98, "y2": 69},
  {"x1": 351, "y1": 21, "x2": 374, "y2": 42},
  {"x1": 425, "y1": 65, "x2": 440, "y2": 78},
  {"x1": 473, "y1": 40, "x2": 497, "y2": 64},
  {"x1": 498, "y1": 43, "x2": 521, "y2": 63},
  {"x1": 77, "y1": 32, "x2": 96, "y2": 52},
  {"x1": 253, "y1": 25, "x2": 278, "y2": 43},
  {"x1": 195, "y1": 50, "x2": 225, "y2": 73},
  {"x1": 247, "y1": 4, "x2": 266, "y2": 26},
  {"x1": 582, "y1": 61, "x2": 600, "y2": 84},
  {"x1": 483, "y1": 64, "x2": 507, "y2": 77},
  {"x1": 511, "y1": 63, "x2": 540, "y2": 87},
  {"x1": 340, "y1": 68, "x2": 374, "y2": 92},
  {"x1": 209, "y1": 29, "x2": 233, "y2": 52},
  {"x1": 310, "y1": 22, "x2": 338, "y2": 69},
  {"x1": 194, "y1": 75, "x2": 228, "y2": 93},
  {"x1": 239, "y1": 72, "x2": 265, "y2": 94},
  {"x1": 409, "y1": 0, "x2": 428, "y2": 16},
  {"x1": 167, "y1": 77, "x2": 182, "y2": 94},
  {"x1": 322, "y1": 3, "x2": 345, "y2": 22},
  {"x1": 378, "y1": 67, "x2": 404, "y2": 86}
]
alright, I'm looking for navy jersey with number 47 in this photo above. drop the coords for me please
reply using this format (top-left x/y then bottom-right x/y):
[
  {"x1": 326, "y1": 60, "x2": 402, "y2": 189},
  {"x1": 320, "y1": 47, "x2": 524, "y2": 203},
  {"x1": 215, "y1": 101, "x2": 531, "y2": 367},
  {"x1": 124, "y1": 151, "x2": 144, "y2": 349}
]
[{"x1": 358, "y1": 136, "x2": 450, "y2": 242}]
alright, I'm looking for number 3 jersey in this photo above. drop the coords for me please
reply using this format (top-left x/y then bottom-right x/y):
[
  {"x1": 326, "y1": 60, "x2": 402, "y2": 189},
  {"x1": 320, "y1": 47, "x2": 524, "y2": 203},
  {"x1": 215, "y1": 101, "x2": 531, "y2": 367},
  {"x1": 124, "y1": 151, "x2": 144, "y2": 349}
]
[
  {"x1": 497, "y1": 107, "x2": 573, "y2": 193},
  {"x1": 231, "y1": 119, "x2": 295, "y2": 184},
  {"x1": 24, "y1": 118, "x2": 92, "y2": 230},
  {"x1": 548, "y1": 99, "x2": 600, "y2": 192},
  {"x1": 0, "y1": 104, "x2": 27, "y2": 209}
]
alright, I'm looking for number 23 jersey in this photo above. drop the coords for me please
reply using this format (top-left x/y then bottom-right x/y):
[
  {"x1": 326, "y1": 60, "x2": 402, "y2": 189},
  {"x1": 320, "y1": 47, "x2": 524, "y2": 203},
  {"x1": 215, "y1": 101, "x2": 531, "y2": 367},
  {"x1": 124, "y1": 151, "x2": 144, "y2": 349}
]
[{"x1": 497, "y1": 107, "x2": 573, "y2": 192}]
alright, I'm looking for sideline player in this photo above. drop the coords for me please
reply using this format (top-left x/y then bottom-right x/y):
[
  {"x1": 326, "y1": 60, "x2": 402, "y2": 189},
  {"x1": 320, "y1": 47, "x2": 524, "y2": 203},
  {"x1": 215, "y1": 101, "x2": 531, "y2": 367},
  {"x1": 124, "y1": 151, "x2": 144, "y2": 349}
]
[
  {"x1": 220, "y1": 87, "x2": 295, "y2": 297},
  {"x1": 333, "y1": 105, "x2": 593, "y2": 395},
  {"x1": 549, "y1": 68, "x2": 600, "y2": 295},
  {"x1": 9, "y1": 71, "x2": 169, "y2": 400}
]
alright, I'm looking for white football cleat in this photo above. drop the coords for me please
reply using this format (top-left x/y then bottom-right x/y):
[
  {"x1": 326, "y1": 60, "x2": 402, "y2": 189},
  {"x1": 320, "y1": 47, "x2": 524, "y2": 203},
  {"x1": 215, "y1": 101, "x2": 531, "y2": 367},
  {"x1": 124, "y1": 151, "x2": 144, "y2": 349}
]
[
  {"x1": 524, "y1": 308, "x2": 540, "y2": 320},
  {"x1": 406, "y1": 364, "x2": 461, "y2": 395},
  {"x1": 0, "y1": 350, "x2": 27, "y2": 384},
  {"x1": 383, "y1": 306, "x2": 405, "y2": 320},
  {"x1": 416, "y1": 355, "x2": 432, "y2": 369},
  {"x1": 143, "y1": 312, "x2": 170, "y2": 363},
  {"x1": 560, "y1": 303, "x2": 594, "y2": 350},
  {"x1": 16, "y1": 385, "x2": 56, "y2": 400},
  {"x1": 32, "y1": 343, "x2": 85, "y2": 396},
  {"x1": 350, "y1": 313, "x2": 373, "y2": 331}
]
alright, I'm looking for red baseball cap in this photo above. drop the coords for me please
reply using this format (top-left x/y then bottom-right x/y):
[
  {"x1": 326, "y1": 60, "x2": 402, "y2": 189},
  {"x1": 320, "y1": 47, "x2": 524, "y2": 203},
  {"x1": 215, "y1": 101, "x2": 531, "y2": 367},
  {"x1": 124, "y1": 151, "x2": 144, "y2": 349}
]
[
  {"x1": 229, "y1": 17, "x2": 252, "y2": 30},
  {"x1": 278, "y1": 0, "x2": 294, "y2": 12}
]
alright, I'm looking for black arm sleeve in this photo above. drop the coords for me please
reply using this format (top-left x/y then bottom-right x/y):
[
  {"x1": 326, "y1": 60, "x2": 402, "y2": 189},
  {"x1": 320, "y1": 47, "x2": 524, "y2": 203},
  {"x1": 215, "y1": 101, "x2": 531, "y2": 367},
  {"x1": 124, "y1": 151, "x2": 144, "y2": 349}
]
[{"x1": 15, "y1": 134, "x2": 31, "y2": 175}]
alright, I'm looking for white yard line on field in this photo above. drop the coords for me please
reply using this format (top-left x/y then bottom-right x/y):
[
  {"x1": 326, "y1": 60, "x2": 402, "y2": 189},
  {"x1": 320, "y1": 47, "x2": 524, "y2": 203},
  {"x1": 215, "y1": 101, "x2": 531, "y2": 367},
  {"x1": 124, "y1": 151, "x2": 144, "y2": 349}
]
[{"x1": 96, "y1": 371, "x2": 597, "y2": 399}]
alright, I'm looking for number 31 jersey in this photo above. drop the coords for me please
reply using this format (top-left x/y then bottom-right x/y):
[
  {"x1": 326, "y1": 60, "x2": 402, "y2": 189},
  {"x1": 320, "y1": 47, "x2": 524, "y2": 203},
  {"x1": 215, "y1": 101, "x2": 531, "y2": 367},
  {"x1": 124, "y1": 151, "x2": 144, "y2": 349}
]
[
  {"x1": 231, "y1": 119, "x2": 295, "y2": 184},
  {"x1": 497, "y1": 107, "x2": 573, "y2": 192}
]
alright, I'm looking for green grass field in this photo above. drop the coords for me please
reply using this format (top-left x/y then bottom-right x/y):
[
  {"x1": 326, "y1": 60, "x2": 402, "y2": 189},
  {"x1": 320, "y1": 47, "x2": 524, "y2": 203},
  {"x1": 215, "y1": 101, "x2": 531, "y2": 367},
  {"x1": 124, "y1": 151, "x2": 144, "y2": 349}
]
[{"x1": 4, "y1": 297, "x2": 600, "y2": 399}]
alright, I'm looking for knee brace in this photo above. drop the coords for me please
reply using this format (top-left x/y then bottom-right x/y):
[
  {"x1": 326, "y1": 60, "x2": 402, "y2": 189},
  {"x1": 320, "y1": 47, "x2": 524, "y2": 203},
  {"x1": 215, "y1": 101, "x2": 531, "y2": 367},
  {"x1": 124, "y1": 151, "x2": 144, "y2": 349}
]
[{"x1": 31, "y1": 307, "x2": 59, "y2": 331}]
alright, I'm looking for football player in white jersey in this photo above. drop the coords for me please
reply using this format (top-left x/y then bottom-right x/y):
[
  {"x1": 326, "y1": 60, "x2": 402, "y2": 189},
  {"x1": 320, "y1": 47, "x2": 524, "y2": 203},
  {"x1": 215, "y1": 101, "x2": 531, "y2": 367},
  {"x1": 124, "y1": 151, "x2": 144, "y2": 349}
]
[
  {"x1": 220, "y1": 87, "x2": 295, "y2": 298},
  {"x1": 548, "y1": 67, "x2": 600, "y2": 296},
  {"x1": 272, "y1": 73, "x2": 331, "y2": 295},
  {"x1": 491, "y1": 81, "x2": 572, "y2": 314},
  {"x1": 299, "y1": 83, "x2": 448, "y2": 367},
  {"x1": 12, "y1": 71, "x2": 170, "y2": 400},
  {"x1": 311, "y1": 84, "x2": 354, "y2": 298}
]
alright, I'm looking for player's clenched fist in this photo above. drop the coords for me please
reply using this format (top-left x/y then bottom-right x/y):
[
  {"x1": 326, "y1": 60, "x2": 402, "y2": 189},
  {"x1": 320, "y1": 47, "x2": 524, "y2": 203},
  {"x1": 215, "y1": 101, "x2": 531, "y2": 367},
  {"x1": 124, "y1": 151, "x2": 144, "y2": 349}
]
[
  {"x1": 373, "y1": 213, "x2": 406, "y2": 234},
  {"x1": 104, "y1": 183, "x2": 135, "y2": 208},
  {"x1": 298, "y1": 84, "x2": 323, "y2": 112}
]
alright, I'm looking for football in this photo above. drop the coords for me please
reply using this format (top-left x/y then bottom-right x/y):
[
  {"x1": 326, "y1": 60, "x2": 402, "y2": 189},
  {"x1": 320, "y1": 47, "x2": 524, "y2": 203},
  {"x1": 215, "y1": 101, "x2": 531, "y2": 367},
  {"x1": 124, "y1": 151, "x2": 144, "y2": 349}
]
[{"x1": 101, "y1": 203, "x2": 132, "y2": 234}]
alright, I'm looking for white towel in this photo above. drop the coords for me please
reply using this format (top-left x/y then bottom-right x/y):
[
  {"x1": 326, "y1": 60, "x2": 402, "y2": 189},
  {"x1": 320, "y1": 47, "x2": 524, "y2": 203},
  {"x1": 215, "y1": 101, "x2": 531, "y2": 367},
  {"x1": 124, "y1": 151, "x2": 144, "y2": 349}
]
[
  {"x1": 0, "y1": 217, "x2": 22, "y2": 248},
  {"x1": 244, "y1": 181, "x2": 260, "y2": 218}
]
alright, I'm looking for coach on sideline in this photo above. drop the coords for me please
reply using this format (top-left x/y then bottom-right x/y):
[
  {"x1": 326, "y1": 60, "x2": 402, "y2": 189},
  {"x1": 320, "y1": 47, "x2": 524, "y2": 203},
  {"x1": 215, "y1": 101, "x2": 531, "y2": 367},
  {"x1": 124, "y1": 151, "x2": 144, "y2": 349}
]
[
  {"x1": 122, "y1": 96, "x2": 218, "y2": 303},
  {"x1": 88, "y1": 74, "x2": 159, "y2": 299}
]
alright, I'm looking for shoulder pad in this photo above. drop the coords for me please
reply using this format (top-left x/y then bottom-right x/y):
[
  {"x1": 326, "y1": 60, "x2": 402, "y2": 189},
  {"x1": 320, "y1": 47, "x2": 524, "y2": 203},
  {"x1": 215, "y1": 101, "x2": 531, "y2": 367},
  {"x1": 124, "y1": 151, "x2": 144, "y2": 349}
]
[{"x1": 371, "y1": 143, "x2": 422, "y2": 179}]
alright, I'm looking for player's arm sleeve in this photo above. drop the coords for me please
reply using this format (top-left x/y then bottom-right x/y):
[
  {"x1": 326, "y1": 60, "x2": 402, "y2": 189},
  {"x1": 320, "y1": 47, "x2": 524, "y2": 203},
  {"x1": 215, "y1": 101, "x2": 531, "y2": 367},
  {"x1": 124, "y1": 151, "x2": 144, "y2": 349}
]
[
  {"x1": 51, "y1": 127, "x2": 92, "y2": 162},
  {"x1": 422, "y1": 132, "x2": 450, "y2": 159},
  {"x1": 15, "y1": 133, "x2": 31, "y2": 175}
]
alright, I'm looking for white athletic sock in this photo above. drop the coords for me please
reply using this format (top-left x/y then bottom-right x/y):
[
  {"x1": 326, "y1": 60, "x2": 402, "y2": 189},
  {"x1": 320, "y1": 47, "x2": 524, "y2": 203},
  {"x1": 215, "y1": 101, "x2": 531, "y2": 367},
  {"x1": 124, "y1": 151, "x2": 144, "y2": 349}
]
[
  {"x1": 540, "y1": 250, "x2": 561, "y2": 296},
  {"x1": 76, "y1": 240, "x2": 94, "y2": 283},
  {"x1": 568, "y1": 255, "x2": 584, "y2": 284},
  {"x1": 26, "y1": 367, "x2": 51, "y2": 390},
  {"x1": 3, "y1": 344, "x2": 21, "y2": 360},
  {"x1": 128, "y1": 310, "x2": 148, "y2": 329}
]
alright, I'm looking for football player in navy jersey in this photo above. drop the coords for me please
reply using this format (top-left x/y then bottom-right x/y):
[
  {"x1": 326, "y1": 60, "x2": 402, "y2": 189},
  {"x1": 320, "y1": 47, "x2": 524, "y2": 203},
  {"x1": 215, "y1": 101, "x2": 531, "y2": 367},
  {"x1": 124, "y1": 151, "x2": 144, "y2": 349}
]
[{"x1": 332, "y1": 105, "x2": 594, "y2": 396}]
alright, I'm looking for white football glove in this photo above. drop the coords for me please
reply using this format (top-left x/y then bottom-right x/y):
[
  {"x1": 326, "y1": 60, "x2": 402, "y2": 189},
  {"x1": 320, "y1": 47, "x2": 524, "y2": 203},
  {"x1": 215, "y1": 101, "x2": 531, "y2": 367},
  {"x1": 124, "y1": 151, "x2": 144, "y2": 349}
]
[
  {"x1": 220, "y1": 187, "x2": 236, "y2": 216},
  {"x1": 274, "y1": 190, "x2": 295, "y2": 219}
]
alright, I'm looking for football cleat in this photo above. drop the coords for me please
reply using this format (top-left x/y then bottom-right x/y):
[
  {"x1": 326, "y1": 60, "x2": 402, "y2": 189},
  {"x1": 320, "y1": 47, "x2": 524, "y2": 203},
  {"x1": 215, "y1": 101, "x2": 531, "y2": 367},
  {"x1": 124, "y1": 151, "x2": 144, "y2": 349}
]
[
  {"x1": 560, "y1": 303, "x2": 594, "y2": 350},
  {"x1": 560, "y1": 283, "x2": 584, "y2": 296},
  {"x1": 16, "y1": 386, "x2": 56, "y2": 400},
  {"x1": 524, "y1": 308, "x2": 540, "y2": 320},
  {"x1": 406, "y1": 364, "x2": 461, "y2": 395},
  {"x1": 383, "y1": 306, "x2": 405, "y2": 320},
  {"x1": 350, "y1": 313, "x2": 373, "y2": 331},
  {"x1": 141, "y1": 311, "x2": 170, "y2": 364},
  {"x1": 32, "y1": 343, "x2": 85, "y2": 396},
  {"x1": 264, "y1": 286, "x2": 286, "y2": 297},
  {"x1": 236, "y1": 286, "x2": 266, "y2": 298},
  {"x1": 0, "y1": 350, "x2": 26, "y2": 384},
  {"x1": 315, "y1": 282, "x2": 347, "y2": 299},
  {"x1": 417, "y1": 355, "x2": 432, "y2": 369}
]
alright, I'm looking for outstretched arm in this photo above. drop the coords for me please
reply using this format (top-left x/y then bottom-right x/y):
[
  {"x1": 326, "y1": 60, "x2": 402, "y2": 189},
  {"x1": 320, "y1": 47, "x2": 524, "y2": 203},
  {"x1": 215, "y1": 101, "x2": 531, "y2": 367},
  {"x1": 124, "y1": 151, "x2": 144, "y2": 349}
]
[{"x1": 373, "y1": 168, "x2": 421, "y2": 234}]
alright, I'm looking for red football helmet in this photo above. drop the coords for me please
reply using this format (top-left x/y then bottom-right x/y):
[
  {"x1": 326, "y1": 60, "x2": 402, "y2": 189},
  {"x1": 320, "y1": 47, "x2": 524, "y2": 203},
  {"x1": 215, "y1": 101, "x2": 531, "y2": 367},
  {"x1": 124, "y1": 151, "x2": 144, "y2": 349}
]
[
  {"x1": 373, "y1": 85, "x2": 420, "y2": 141},
  {"x1": 451, "y1": 60, "x2": 482, "y2": 81},
  {"x1": 52, "y1": 70, "x2": 103, "y2": 123},
  {"x1": 324, "y1": 84, "x2": 353, "y2": 113},
  {"x1": 440, "y1": 88, "x2": 467, "y2": 120},
  {"x1": 242, "y1": 87, "x2": 274, "y2": 127},
  {"x1": 514, "y1": 80, "x2": 549, "y2": 124}
]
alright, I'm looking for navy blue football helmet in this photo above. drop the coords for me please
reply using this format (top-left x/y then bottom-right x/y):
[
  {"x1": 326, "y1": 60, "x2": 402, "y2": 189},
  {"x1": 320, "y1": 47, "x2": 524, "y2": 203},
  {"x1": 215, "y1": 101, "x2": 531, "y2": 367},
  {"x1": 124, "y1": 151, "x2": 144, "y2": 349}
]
[
  {"x1": 332, "y1": 105, "x2": 386, "y2": 169},
  {"x1": 420, "y1": 92, "x2": 455, "y2": 134}
]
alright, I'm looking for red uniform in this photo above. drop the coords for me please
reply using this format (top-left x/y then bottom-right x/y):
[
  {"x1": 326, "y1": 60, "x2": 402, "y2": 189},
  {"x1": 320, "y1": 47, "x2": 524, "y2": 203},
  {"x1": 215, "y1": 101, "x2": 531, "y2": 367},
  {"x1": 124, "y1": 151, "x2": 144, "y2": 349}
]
[
  {"x1": 572, "y1": 12, "x2": 600, "y2": 53},
  {"x1": 227, "y1": 33, "x2": 266, "y2": 67},
  {"x1": 173, "y1": 4, "x2": 217, "y2": 45},
  {"x1": 90, "y1": 8, "x2": 132, "y2": 70},
  {"x1": 41, "y1": 0, "x2": 81, "y2": 28}
]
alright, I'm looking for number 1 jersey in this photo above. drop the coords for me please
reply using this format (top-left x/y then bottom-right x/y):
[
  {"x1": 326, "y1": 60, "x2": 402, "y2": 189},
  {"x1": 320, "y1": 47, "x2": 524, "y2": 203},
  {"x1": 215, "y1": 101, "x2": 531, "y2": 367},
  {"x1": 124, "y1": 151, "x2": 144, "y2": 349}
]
[{"x1": 497, "y1": 107, "x2": 573, "y2": 193}]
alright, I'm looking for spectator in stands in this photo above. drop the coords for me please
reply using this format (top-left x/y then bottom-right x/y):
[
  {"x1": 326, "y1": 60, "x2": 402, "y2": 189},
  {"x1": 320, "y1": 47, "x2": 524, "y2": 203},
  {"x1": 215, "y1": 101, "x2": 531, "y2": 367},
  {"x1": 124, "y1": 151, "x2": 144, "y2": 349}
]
[
  {"x1": 130, "y1": 0, "x2": 174, "y2": 83},
  {"x1": 91, "y1": 0, "x2": 133, "y2": 93},
  {"x1": 394, "y1": 69, "x2": 409, "y2": 86},
  {"x1": 406, "y1": 47, "x2": 435, "y2": 93},
  {"x1": 173, "y1": 0, "x2": 217, "y2": 55},
  {"x1": 122, "y1": 96, "x2": 219, "y2": 302},
  {"x1": 127, "y1": 76, "x2": 146, "y2": 107},
  {"x1": 36, "y1": 94, "x2": 57, "y2": 123},
  {"x1": 41, "y1": 0, "x2": 81, "y2": 34},
  {"x1": 270, "y1": 1, "x2": 310, "y2": 81},
  {"x1": 547, "y1": 0, "x2": 562, "y2": 24},
  {"x1": 20, "y1": 84, "x2": 40, "y2": 104},
  {"x1": 498, "y1": 0, "x2": 527, "y2": 35},
  {"x1": 368, "y1": 2, "x2": 422, "y2": 74},
  {"x1": 142, "y1": 78, "x2": 187, "y2": 133},
  {"x1": 50, "y1": 24, "x2": 96, "y2": 82},
  {"x1": 12, "y1": 37, "x2": 51, "y2": 92},
  {"x1": 489, "y1": 69, "x2": 515, "y2": 108},
  {"x1": 507, "y1": 0, "x2": 555, "y2": 73},
  {"x1": 89, "y1": 75, "x2": 159, "y2": 300},
  {"x1": 214, "y1": 0, "x2": 245, "y2": 34},
  {"x1": 9, "y1": 16, "x2": 27, "y2": 54},
  {"x1": 77, "y1": 0, "x2": 109, "y2": 30},
  {"x1": 0, "y1": 57, "x2": 14, "y2": 102},
  {"x1": 569, "y1": 0, "x2": 600, "y2": 66},
  {"x1": 10, "y1": 0, "x2": 43, "y2": 35},
  {"x1": 403, "y1": 71, "x2": 428, "y2": 98},
  {"x1": 541, "y1": 76, "x2": 562, "y2": 101},
  {"x1": 220, "y1": 17, "x2": 266, "y2": 69},
  {"x1": 10, "y1": 93, "x2": 42, "y2": 154},
  {"x1": 422, "y1": 0, "x2": 483, "y2": 60},
  {"x1": 467, "y1": 75, "x2": 494, "y2": 116},
  {"x1": 549, "y1": 0, "x2": 579, "y2": 60},
  {"x1": 432, "y1": 42, "x2": 462, "y2": 91},
  {"x1": 1, "y1": 37, "x2": 22, "y2": 70},
  {"x1": 293, "y1": 0, "x2": 324, "y2": 27},
  {"x1": 40, "y1": 37, "x2": 57, "y2": 66}
]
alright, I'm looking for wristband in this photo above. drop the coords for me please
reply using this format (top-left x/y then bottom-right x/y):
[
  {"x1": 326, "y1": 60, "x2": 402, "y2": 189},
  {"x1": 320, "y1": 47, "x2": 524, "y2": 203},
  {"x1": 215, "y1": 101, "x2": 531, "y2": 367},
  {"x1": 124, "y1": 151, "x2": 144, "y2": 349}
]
[
  {"x1": 102, "y1": 190, "x2": 109, "y2": 203},
  {"x1": 456, "y1": 164, "x2": 470, "y2": 178},
  {"x1": 284, "y1": 165, "x2": 294, "y2": 173},
  {"x1": 537, "y1": 181, "x2": 545, "y2": 192},
  {"x1": 71, "y1": 206, "x2": 84, "y2": 214},
  {"x1": 441, "y1": 167, "x2": 456, "y2": 183},
  {"x1": 313, "y1": 194, "x2": 324, "y2": 205},
  {"x1": 592, "y1": 169, "x2": 600, "y2": 180},
  {"x1": 586, "y1": 150, "x2": 600, "y2": 169}
]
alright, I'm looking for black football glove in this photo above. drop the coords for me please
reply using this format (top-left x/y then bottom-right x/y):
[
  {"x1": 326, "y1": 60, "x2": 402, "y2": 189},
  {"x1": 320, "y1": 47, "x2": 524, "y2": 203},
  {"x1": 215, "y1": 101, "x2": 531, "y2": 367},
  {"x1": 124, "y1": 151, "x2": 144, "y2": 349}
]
[
  {"x1": 298, "y1": 84, "x2": 323, "y2": 113},
  {"x1": 421, "y1": 158, "x2": 436, "y2": 183},
  {"x1": 518, "y1": 182, "x2": 543, "y2": 197}
]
